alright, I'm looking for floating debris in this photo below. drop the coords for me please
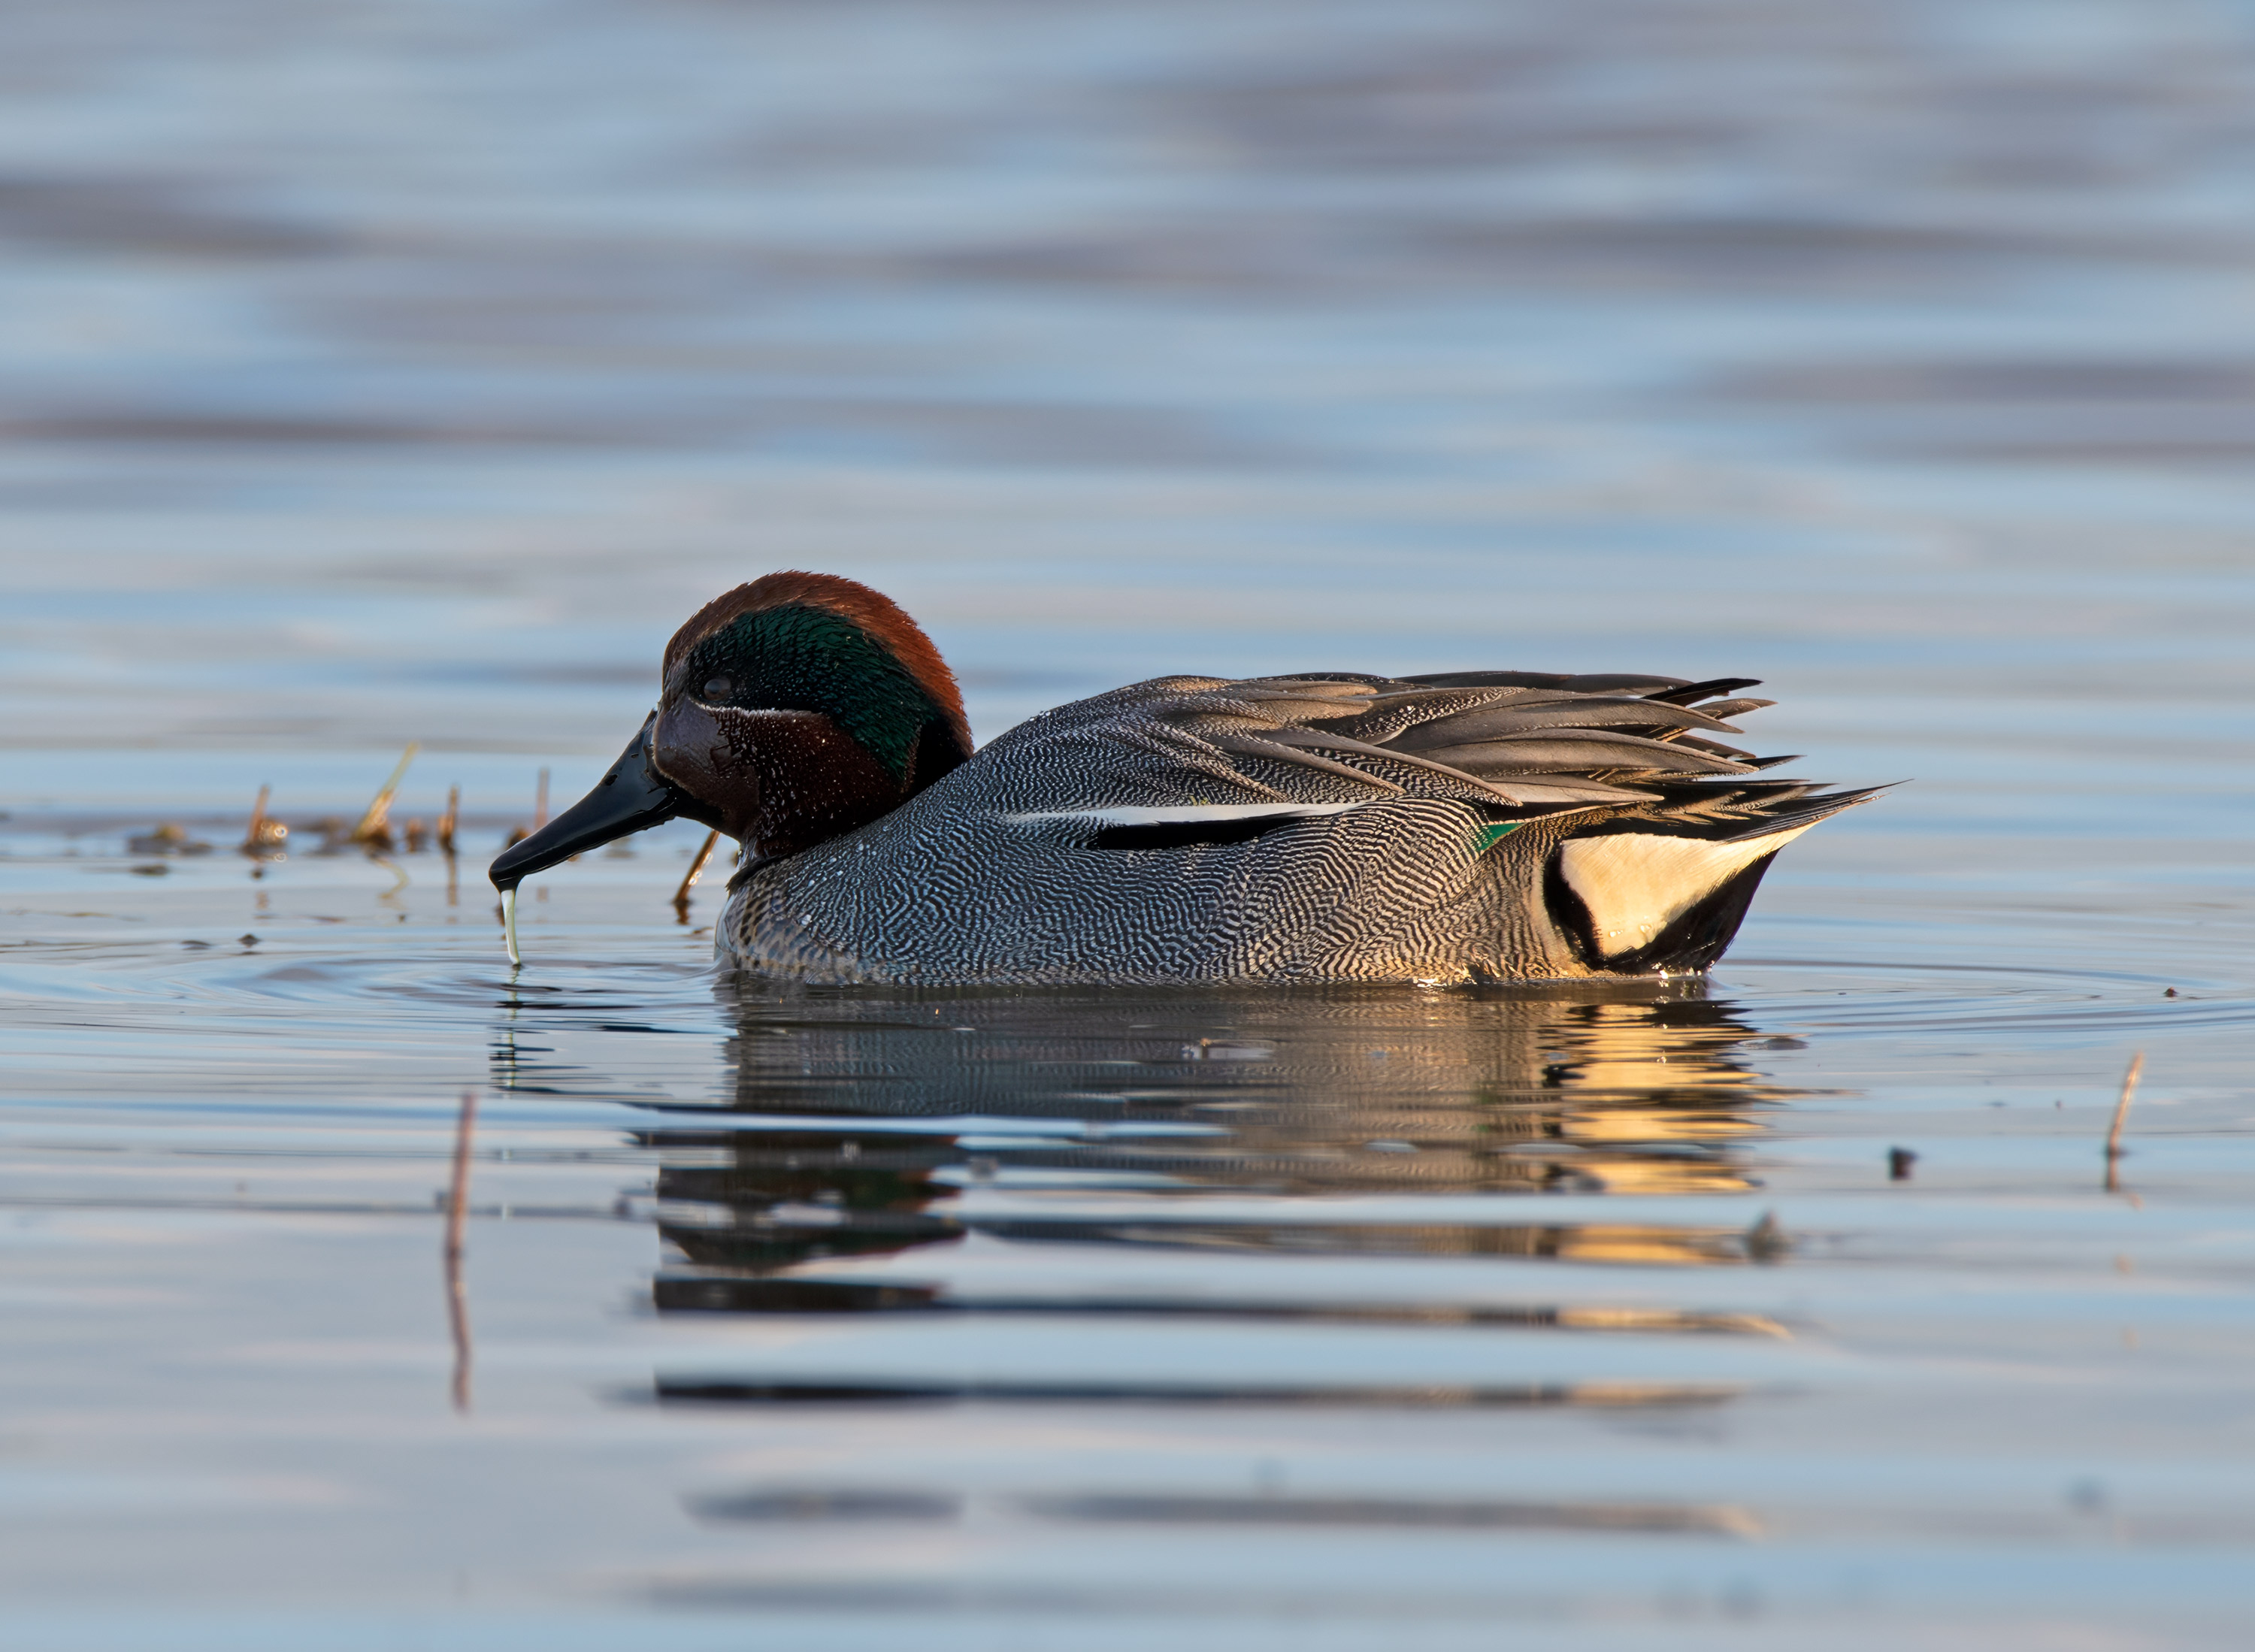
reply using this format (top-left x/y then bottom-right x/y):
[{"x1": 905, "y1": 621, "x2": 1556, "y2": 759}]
[
  {"x1": 126, "y1": 823, "x2": 213, "y2": 857},
  {"x1": 128, "y1": 820, "x2": 213, "y2": 856},
  {"x1": 1888, "y1": 1146, "x2": 1918, "y2": 1182},
  {"x1": 350, "y1": 744, "x2": 421, "y2": 850},
  {"x1": 301, "y1": 816, "x2": 350, "y2": 854}
]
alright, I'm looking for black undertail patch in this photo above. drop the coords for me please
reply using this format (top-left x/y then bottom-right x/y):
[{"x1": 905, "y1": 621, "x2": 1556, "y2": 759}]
[{"x1": 1542, "y1": 852, "x2": 1603, "y2": 966}]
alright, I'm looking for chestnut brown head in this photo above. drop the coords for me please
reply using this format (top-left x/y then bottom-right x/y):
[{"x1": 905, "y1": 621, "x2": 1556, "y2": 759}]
[{"x1": 491, "y1": 572, "x2": 971, "y2": 892}]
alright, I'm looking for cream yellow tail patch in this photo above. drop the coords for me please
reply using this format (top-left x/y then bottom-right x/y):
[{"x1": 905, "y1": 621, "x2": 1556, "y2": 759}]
[{"x1": 1559, "y1": 826, "x2": 1813, "y2": 958}]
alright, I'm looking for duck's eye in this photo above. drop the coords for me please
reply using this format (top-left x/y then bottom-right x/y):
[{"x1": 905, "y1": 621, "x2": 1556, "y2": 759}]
[{"x1": 700, "y1": 675, "x2": 733, "y2": 701}]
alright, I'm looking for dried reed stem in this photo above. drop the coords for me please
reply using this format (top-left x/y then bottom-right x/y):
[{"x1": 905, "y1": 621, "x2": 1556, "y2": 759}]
[
  {"x1": 2104, "y1": 1051, "x2": 2144, "y2": 1194},
  {"x1": 351, "y1": 743, "x2": 421, "y2": 846},
  {"x1": 673, "y1": 829, "x2": 721, "y2": 913},
  {"x1": 443, "y1": 1090, "x2": 478, "y2": 1414},
  {"x1": 440, "y1": 785, "x2": 462, "y2": 906},
  {"x1": 239, "y1": 784, "x2": 288, "y2": 854}
]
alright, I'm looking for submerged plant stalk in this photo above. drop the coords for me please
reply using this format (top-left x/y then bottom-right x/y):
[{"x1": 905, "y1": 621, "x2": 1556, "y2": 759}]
[{"x1": 674, "y1": 829, "x2": 721, "y2": 915}]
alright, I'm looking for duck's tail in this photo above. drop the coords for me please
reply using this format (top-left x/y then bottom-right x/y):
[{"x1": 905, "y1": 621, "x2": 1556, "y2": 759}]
[{"x1": 1541, "y1": 784, "x2": 1886, "y2": 975}]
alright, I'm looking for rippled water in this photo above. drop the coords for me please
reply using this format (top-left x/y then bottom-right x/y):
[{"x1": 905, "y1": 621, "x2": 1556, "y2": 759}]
[{"x1": 7, "y1": 0, "x2": 2255, "y2": 1646}]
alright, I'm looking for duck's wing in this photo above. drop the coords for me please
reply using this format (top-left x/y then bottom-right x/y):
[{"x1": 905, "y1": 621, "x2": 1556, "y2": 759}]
[
  {"x1": 976, "y1": 670, "x2": 1872, "y2": 837},
  {"x1": 958, "y1": 669, "x2": 1875, "y2": 977}
]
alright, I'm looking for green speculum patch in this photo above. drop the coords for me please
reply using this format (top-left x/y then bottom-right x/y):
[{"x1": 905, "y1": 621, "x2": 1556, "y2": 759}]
[
  {"x1": 686, "y1": 604, "x2": 949, "y2": 782},
  {"x1": 1473, "y1": 822, "x2": 1523, "y2": 855}
]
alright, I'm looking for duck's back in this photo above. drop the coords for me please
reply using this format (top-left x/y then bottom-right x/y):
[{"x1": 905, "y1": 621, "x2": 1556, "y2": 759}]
[{"x1": 722, "y1": 670, "x2": 1873, "y2": 985}]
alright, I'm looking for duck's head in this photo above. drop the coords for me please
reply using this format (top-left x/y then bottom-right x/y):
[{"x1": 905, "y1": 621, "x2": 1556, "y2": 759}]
[{"x1": 489, "y1": 571, "x2": 972, "y2": 893}]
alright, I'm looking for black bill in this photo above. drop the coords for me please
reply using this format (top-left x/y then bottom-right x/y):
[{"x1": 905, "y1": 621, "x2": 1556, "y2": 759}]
[{"x1": 489, "y1": 713, "x2": 706, "y2": 892}]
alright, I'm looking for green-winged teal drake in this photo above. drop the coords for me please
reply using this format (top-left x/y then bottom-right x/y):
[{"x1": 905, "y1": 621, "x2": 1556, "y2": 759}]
[{"x1": 491, "y1": 571, "x2": 1875, "y2": 983}]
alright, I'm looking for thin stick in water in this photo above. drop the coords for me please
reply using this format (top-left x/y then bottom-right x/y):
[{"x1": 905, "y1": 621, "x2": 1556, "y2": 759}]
[
  {"x1": 673, "y1": 829, "x2": 720, "y2": 916},
  {"x1": 440, "y1": 785, "x2": 462, "y2": 906},
  {"x1": 2104, "y1": 1051, "x2": 2144, "y2": 1193},
  {"x1": 502, "y1": 885, "x2": 521, "y2": 967},
  {"x1": 443, "y1": 1090, "x2": 478, "y2": 1414},
  {"x1": 534, "y1": 767, "x2": 550, "y2": 831}
]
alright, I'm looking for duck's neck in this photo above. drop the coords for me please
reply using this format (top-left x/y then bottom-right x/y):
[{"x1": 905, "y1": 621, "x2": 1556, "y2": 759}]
[{"x1": 745, "y1": 711, "x2": 897, "y2": 861}]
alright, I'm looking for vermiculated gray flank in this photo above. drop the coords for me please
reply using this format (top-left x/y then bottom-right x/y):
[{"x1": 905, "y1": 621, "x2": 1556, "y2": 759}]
[{"x1": 720, "y1": 669, "x2": 1872, "y2": 985}]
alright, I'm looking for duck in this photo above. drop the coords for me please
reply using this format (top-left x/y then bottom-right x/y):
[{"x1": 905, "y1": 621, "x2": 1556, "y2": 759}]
[{"x1": 490, "y1": 570, "x2": 1875, "y2": 984}]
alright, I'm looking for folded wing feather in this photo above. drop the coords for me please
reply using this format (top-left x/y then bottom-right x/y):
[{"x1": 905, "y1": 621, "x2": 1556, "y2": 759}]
[{"x1": 985, "y1": 671, "x2": 1872, "y2": 854}]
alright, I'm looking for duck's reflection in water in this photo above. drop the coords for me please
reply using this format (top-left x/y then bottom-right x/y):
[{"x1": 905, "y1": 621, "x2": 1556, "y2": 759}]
[
  {"x1": 609, "y1": 982, "x2": 1806, "y2": 1547},
  {"x1": 641, "y1": 981, "x2": 1811, "y2": 1351}
]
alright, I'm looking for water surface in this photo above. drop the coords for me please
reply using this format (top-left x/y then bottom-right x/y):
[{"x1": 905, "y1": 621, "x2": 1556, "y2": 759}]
[{"x1": 5, "y1": 0, "x2": 2255, "y2": 1646}]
